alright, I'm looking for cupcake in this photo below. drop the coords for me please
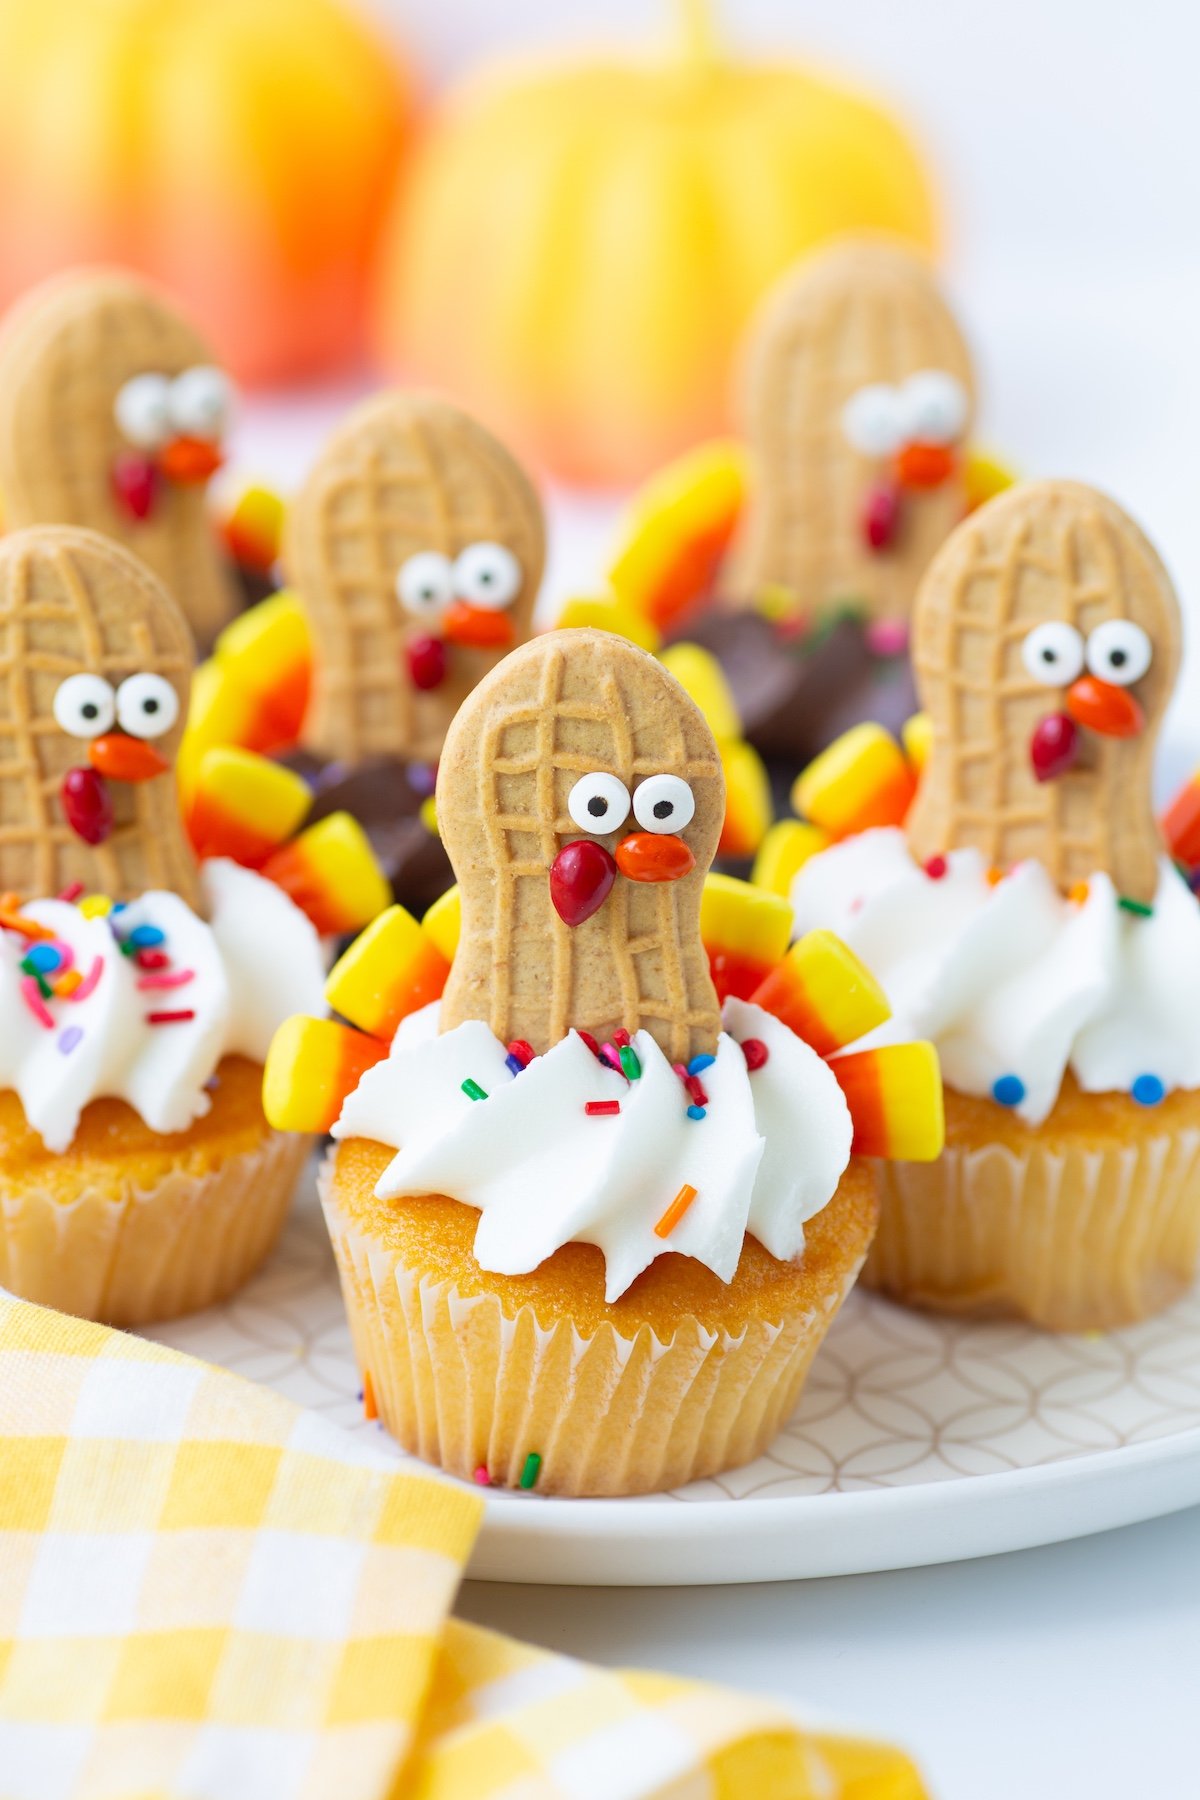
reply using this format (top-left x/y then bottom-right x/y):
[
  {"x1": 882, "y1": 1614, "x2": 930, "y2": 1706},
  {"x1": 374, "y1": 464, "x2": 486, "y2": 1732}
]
[
  {"x1": 268, "y1": 629, "x2": 943, "y2": 1495},
  {"x1": 793, "y1": 480, "x2": 1200, "y2": 1331},
  {"x1": 0, "y1": 526, "x2": 325, "y2": 1325}
]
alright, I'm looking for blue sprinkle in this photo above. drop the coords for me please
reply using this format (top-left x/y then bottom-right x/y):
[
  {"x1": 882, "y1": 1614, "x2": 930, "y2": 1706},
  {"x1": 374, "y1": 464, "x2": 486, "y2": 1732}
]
[
  {"x1": 686, "y1": 1104, "x2": 707, "y2": 1121},
  {"x1": 58, "y1": 1026, "x2": 83, "y2": 1056},
  {"x1": 24, "y1": 942, "x2": 62, "y2": 974},
  {"x1": 1132, "y1": 1073, "x2": 1165, "y2": 1107},
  {"x1": 504, "y1": 1052, "x2": 526, "y2": 1077},
  {"x1": 110, "y1": 902, "x2": 127, "y2": 914},
  {"x1": 128, "y1": 924, "x2": 165, "y2": 949},
  {"x1": 992, "y1": 1074, "x2": 1026, "y2": 1108},
  {"x1": 687, "y1": 1053, "x2": 716, "y2": 1077}
]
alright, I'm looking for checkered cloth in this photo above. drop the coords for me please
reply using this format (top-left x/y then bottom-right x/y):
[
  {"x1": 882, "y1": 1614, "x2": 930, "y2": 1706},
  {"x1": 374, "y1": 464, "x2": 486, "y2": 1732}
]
[{"x1": 0, "y1": 1291, "x2": 927, "y2": 1800}]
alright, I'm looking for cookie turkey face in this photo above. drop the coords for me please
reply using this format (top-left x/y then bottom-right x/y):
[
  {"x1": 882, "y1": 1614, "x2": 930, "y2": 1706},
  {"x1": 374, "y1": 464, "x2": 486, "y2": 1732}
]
[
  {"x1": 905, "y1": 480, "x2": 1180, "y2": 906},
  {"x1": 286, "y1": 392, "x2": 545, "y2": 768},
  {"x1": 437, "y1": 630, "x2": 725, "y2": 1063},
  {"x1": 734, "y1": 237, "x2": 974, "y2": 623},
  {"x1": 0, "y1": 270, "x2": 239, "y2": 649},
  {"x1": 0, "y1": 526, "x2": 200, "y2": 911}
]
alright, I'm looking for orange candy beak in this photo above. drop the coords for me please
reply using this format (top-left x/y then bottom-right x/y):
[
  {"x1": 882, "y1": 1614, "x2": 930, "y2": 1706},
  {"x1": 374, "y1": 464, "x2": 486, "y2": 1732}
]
[
  {"x1": 895, "y1": 442, "x2": 957, "y2": 491},
  {"x1": 614, "y1": 832, "x2": 695, "y2": 883},
  {"x1": 159, "y1": 435, "x2": 224, "y2": 485},
  {"x1": 1066, "y1": 675, "x2": 1145, "y2": 738},
  {"x1": 88, "y1": 734, "x2": 171, "y2": 783},
  {"x1": 441, "y1": 601, "x2": 516, "y2": 650}
]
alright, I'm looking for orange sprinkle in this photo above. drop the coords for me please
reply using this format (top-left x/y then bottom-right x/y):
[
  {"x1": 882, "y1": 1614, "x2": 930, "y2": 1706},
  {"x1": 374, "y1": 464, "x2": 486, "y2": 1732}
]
[
  {"x1": 53, "y1": 970, "x2": 83, "y2": 998},
  {"x1": 654, "y1": 1183, "x2": 698, "y2": 1239},
  {"x1": 362, "y1": 1370, "x2": 378, "y2": 1422},
  {"x1": 0, "y1": 907, "x2": 53, "y2": 941},
  {"x1": 1068, "y1": 881, "x2": 1090, "y2": 905},
  {"x1": 986, "y1": 866, "x2": 1005, "y2": 886}
]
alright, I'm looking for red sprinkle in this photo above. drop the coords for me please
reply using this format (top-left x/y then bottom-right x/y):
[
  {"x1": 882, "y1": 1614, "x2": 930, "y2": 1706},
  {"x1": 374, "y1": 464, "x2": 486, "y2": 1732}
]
[
  {"x1": 135, "y1": 948, "x2": 171, "y2": 971},
  {"x1": 684, "y1": 1075, "x2": 709, "y2": 1107},
  {"x1": 19, "y1": 976, "x2": 54, "y2": 1029},
  {"x1": 612, "y1": 1028, "x2": 632, "y2": 1048},
  {"x1": 136, "y1": 969, "x2": 195, "y2": 992},
  {"x1": 742, "y1": 1038, "x2": 769, "y2": 1072},
  {"x1": 71, "y1": 958, "x2": 104, "y2": 1003},
  {"x1": 923, "y1": 855, "x2": 948, "y2": 880},
  {"x1": 506, "y1": 1039, "x2": 535, "y2": 1068},
  {"x1": 145, "y1": 1009, "x2": 197, "y2": 1025},
  {"x1": 585, "y1": 1100, "x2": 621, "y2": 1116},
  {"x1": 473, "y1": 1465, "x2": 491, "y2": 1487},
  {"x1": 576, "y1": 1030, "x2": 602, "y2": 1059},
  {"x1": 57, "y1": 882, "x2": 84, "y2": 903}
]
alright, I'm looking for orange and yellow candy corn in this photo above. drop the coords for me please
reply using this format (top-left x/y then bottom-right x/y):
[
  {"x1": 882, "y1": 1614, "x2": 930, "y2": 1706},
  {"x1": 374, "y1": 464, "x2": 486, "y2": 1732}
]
[
  {"x1": 556, "y1": 592, "x2": 661, "y2": 653},
  {"x1": 752, "y1": 820, "x2": 831, "y2": 899},
  {"x1": 610, "y1": 440, "x2": 747, "y2": 631},
  {"x1": 1163, "y1": 769, "x2": 1200, "y2": 868},
  {"x1": 325, "y1": 903, "x2": 450, "y2": 1039},
  {"x1": 659, "y1": 643, "x2": 742, "y2": 744},
  {"x1": 210, "y1": 590, "x2": 313, "y2": 753},
  {"x1": 901, "y1": 711, "x2": 932, "y2": 778},
  {"x1": 752, "y1": 929, "x2": 891, "y2": 1058},
  {"x1": 261, "y1": 813, "x2": 390, "y2": 938},
  {"x1": 263, "y1": 1015, "x2": 386, "y2": 1134},
  {"x1": 830, "y1": 1041, "x2": 945, "y2": 1161},
  {"x1": 718, "y1": 739, "x2": 773, "y2": 859},
  {"x1": 792, "y1": 722, "x2": 917, "y2": 840},
  {"x1": 185, "y1": 747, "x2": 311, "y2": 866},
  {"x1": 700, "y1": 874, "x2": 793, "y2": 1002},
  {"x1": 422, "y1": 886, "x2": 461, "y2": 964},
  {"x1": 219, "y1": 481, "x2": 286, "y2": 574}
]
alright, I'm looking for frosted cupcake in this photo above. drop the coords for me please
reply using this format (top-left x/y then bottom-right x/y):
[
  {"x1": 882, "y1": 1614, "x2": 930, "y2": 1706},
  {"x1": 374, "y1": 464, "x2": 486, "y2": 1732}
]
[
  {"x1": 268, "y1": 629, "x2": 943, "y2": 1495},
  {"x1": 793, "y1": 480, "x2": 1200, "y2": 1330},
  {"x1": 0, "y1": 526, "x2": 324, "y2": 1324}
]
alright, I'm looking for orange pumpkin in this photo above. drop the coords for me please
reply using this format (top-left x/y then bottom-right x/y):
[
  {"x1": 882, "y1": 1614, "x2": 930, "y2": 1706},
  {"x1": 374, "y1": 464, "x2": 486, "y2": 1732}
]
[
  {"x1": 0, "y1": 0, "x2": 410, "y2": 384},
  {"x1": 375, "y1": 3, "x2": 936, "y2": 485}
]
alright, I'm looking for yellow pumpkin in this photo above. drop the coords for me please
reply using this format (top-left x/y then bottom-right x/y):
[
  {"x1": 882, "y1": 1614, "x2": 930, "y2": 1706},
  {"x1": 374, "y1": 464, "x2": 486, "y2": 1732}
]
[
  {"x1": 375, "y1": 2, "x2": 936, "y2": 485},
  {"x1": 0, "y1": 0, "x2": 410, "y2": 383}
]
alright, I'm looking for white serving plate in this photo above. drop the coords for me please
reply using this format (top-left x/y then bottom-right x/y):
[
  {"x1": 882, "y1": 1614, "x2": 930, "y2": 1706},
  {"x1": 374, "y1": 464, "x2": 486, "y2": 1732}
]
[{"x1": 148, "y1": 1164, "x2": 1200, "y2": 1586}]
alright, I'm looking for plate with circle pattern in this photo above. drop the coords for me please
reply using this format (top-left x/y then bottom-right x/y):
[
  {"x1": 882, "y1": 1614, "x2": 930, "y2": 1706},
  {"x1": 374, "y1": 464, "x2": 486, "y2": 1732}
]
[{"x1": 147, "y1": 1164, "x2": 1200, "y2": 1585}]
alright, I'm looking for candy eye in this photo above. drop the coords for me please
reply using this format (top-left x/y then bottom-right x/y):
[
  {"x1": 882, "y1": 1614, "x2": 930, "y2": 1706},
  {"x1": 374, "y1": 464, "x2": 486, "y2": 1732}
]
[
  {"x1": 113, "y1": 373, "x2": 172, "y2": 449},
  {"x1": 1021, "y1": 621, "x2": 1085, "y2": 687},
  {"x1": 899, "y1": 370, "x2": 969, "y2": 446},
  {"x1": 53, "y1": 673, "x2": 116, "y2": 739},
  {"x1": 841, "y1": 384, "x2": 906, "y2": 457},
  {"x1": 453, "y1": 542, "x2": 522, "y2": 610},
  {"x1": 116, "y1": 672, "x2": 180, "y2": 740},
  {"x1": 1085, "y1": 619, "x2": 1152, "y2": 687},
  {"x1": 169, "y1": 365, "x2": 234, "y2": 441},
  {"x1": 396, "y1": 552, "x2": 454, "y2": 619},
  {"x1": 632, "y1": 773, "x2": 696, "y2": 834},
  {"x1": 568, "y1": 772, "x2": 631, "y2": 835}
]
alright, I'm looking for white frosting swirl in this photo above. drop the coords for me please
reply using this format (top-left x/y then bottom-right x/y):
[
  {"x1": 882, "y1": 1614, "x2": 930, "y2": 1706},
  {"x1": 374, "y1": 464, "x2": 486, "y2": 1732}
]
[
  {"x1": 0, "y1": 859, "x2": 325, "y2": 1151},
  {"x1": 333, "y1": 999, "x2": 852, "y2": 1302},
  {"x1": 791, "y1": 827, "x2": 1200, "y2": 1126}
]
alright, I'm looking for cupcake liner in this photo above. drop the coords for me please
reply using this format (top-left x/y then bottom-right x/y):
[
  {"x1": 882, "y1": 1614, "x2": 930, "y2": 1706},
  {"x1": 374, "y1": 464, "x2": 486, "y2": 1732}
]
[
  {"x1": 0, "y1": 1128, "x2": 311, "y2": 1327},
  {"x1": 868, "y1": 1119, "x2": 1200, "y2": 1331},
  {"x1": 321, "y1": 1157, "x2": 865, "y2": 1497}
]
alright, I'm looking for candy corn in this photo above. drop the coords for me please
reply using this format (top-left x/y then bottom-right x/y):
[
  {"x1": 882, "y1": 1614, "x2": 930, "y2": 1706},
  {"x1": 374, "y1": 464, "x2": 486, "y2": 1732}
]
[
  {"x1": 751, "y1": 820, "x2": 831, "y2": 899},
  {"x1": 700, "y1": 874, "x2": 793, "y2": 1002},
  {"x1": 263, "y1": 1015, "x2": 386, "y2": 1134},
  {"x1": 556, "y1": 592, "x2": 661, "y2": 653},
  {"x1": 659, "y1": 643, "x2": 742, "y2": 743},
  {"x1": 791, "y1": 723, "x2": 917, "y2": 839},
  {"x1": 219, "y1": 481, "x2": 286, "y2": 574},
  {"x1": 260, "y1": 813, "x2": 390, "y2": 937},
  {"x1": 751, "y1": 929, "x2": 891, "y2": 1057},
  {"x1": 177, "y1": 660, "x2": 263, "y2": 808},
  {"x1": 210, "y1": 590, "x2": 313, "y2": 752},
  {"x1": 325, "y1": 904, "x2": 450, "y2": 1038},
  {"x1": 185, "y1": 747, "x2": 311, "y2": 866},
  {"x1": 963, "y1": 448, "x2": 1017, "y2": 514},
  {"x1": 718, "y1": 739, "x2": 773, "y2": 859},
  {"x1": 1163, "y1": 769, "x2": 1200, "y2": 869},
  {"x1": 609, "y1": 439, "x2": 747, "y2": 630},
  {"x1": 422, "y1": 886, "x2": 461, "y2": 964},
  {"x1": 829, "y1": 1041, "x2": 945, "y2": 1161},
  {"x1": 901, "y1": 711, "x2": 933, "y2": 778}
]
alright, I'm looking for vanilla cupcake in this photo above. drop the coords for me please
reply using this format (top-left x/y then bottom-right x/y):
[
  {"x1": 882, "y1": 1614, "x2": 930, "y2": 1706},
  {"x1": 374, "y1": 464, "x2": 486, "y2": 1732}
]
[
  {"x1": 285, "y1": 630, "x2": 943, "y2": 1495},
  {"x1": 793, "y1": 481, "x2": 1200, "y2": 1331},
  {"x1": 0, "y1": 527, "x2": 324, "y2": 1324}
]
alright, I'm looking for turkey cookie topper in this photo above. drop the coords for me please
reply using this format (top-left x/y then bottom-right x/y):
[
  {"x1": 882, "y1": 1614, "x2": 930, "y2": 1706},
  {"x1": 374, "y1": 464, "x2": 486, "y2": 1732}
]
[
  {"x1": 438, "y1": 629, "x2": 724, "y2": 1063},
  {"x1": 0, "y1": 269, "x2": 238, "y2": 648},
  {"x1": 734, "y1": 238, "x2": 974, "y2": 623},
  {"x1": 286, "y1": 391, "x2": 544, "y2": 768},
  {"x1": 0, "y1": 525, "x2": 200, "y2": 911},
  {"x1": 905, "y1": 479, "x2": 1178, "y2": 905}
]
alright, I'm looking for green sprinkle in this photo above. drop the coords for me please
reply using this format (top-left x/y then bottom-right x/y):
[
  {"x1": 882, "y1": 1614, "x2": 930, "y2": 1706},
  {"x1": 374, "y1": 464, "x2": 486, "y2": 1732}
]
[
  {"x1": 1118, "y1": 896, "x2": 1154, "y2": 918},
  {"x1": 618, "y1": 1044, "x2": 642, "y2": 1081},
  {"x1": 518, "y1": 1452, "x2": 542, "y2": 1491},
  {"x1": 461, "y1": 1078, "x2": 488, "y2": 1102}
]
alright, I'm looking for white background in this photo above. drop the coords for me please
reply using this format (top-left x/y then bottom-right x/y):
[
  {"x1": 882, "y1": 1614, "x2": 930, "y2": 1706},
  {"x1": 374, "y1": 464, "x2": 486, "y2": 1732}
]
[{"x1": 244, "y1": 5, "x2": 1200, "y2": 1791}]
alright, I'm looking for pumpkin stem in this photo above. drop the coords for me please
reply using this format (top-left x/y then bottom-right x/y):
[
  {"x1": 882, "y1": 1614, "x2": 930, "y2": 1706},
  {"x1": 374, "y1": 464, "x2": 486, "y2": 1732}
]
[{"x1": 677, "y1": 0, "x2": 717, "y2": 67}]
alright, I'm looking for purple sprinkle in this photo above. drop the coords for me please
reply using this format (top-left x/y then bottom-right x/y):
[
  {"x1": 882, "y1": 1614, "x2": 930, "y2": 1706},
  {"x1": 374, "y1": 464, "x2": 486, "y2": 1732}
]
[
  {"x1": 58, "y1": 1026, "x2": 83, "y2": 1056},
  {"x1": 505, "y1": 1052, "x2": 526, "y2": 1077}
]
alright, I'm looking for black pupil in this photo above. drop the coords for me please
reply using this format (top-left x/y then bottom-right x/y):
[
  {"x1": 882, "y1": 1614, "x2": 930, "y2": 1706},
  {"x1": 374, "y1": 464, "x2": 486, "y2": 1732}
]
[
  {"x1": 587, "y1": 795, "x2": 608, "y2": 818},
  {"x1": 1110, "y1": 648, "x2": 1127, "y2": 667},
  {"x1": 652, "y1": 799, "x2": 674, "y2": 820},
  {"x1": 479, "y1": 570, "x2": 493, "y2": 584},
  {"x1": 1041, "y1": 648, "x2": 1057, "y2": 664},
  {"x1": 82, "y1": 702, "x2": 98, "y2": 720},
  {"x1": 143, "y1": 697, "x2": 159, "y2": 714}
]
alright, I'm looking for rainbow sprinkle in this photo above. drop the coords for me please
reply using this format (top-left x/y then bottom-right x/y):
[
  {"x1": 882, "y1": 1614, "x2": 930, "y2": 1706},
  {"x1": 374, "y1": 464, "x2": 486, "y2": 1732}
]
[
  {"x1": 618, "y1": 1044, "x2": 642, "y2": 1081},
  {"x1": 473, "y1": 1465, "x2": 492, "y2": 1487},
  {"x1": 518, "y1": 1453, "x2": 542, "y2": 1491},
  {"x1": 585, "y1": 1100, "x2": 621, "y2": 1117},
  {"x1": 655, "y1": 1183, "x2": 698, "y2": 1238},
  {"x1": 1118, "y1": 895, "x2": 1154, "y2": 918},
  {"x1": 461, "y1": 1078, "x2": 488, "y2": 1102},
  {"x1": 146, "y1": 1009, "x2": 197, "y2": 1026}
]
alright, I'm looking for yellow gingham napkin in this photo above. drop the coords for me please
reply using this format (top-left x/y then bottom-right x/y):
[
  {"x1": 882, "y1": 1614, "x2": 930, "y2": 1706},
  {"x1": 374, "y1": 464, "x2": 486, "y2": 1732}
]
[{"x1": 0, "y1": 1291, "x2": 927, "y2": 1800}]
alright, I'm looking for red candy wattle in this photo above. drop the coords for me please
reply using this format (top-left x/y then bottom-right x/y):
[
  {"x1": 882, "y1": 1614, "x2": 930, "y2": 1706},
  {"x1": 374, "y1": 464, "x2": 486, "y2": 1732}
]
[
  {"x1": 61, "y1": 767, "x2": 114, "y2": 844},
  {"x1": 862, "y1": 481, "x2": 901, "y2": 551},
  {"x1": 407, "y1": 634, "x2": 447, "y2": 691},
  {"x1": 549, "y1": 839, "x2": 616, "y2": 926},
  {"x1": 111, "y1": 450, "x2": 158, "y2": 521},
  {"x1": 1030, "y1": 713, "x2": 1079, "y2": 782}
]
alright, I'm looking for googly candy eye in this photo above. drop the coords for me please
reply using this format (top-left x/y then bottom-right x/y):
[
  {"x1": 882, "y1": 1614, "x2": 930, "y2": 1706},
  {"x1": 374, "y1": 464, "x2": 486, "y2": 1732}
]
[
  {"x1": 116, "y1": 672, "x2": 180, "y2": 739},
  {"x1": 396, "y1": 552, "x2": 454, "y2": 619},
  {"x1": 567, "y1": 771, "x2": 632, "y2": 834},
  {"x1": 53, "y1": 673, "x2": 117, "y2": 739},
  {"x1": 1085, "y1": 619, "x2": 1152, "y2": 687},
  {"x1": 169, "y1": 365, "x2": 235, "y2": 441},
  {"x1": 841, "y1": 384, "x2": 906, "y2": 458},
  {"x1": 1021, "y1": 621, "x2": 1086, "y2": 687},
  {"x1": 632, "y1": 773, "x2": 696, "y2": 833},
  {"x1": 898, "y1": 370, "x2": 969, "y2": 446},
  {"x1": 453, "y1": 542, "x2": 522, "y2": 609},
  {"x1": 113, "y1": 373, "x2": 173, "y2": 449}
]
